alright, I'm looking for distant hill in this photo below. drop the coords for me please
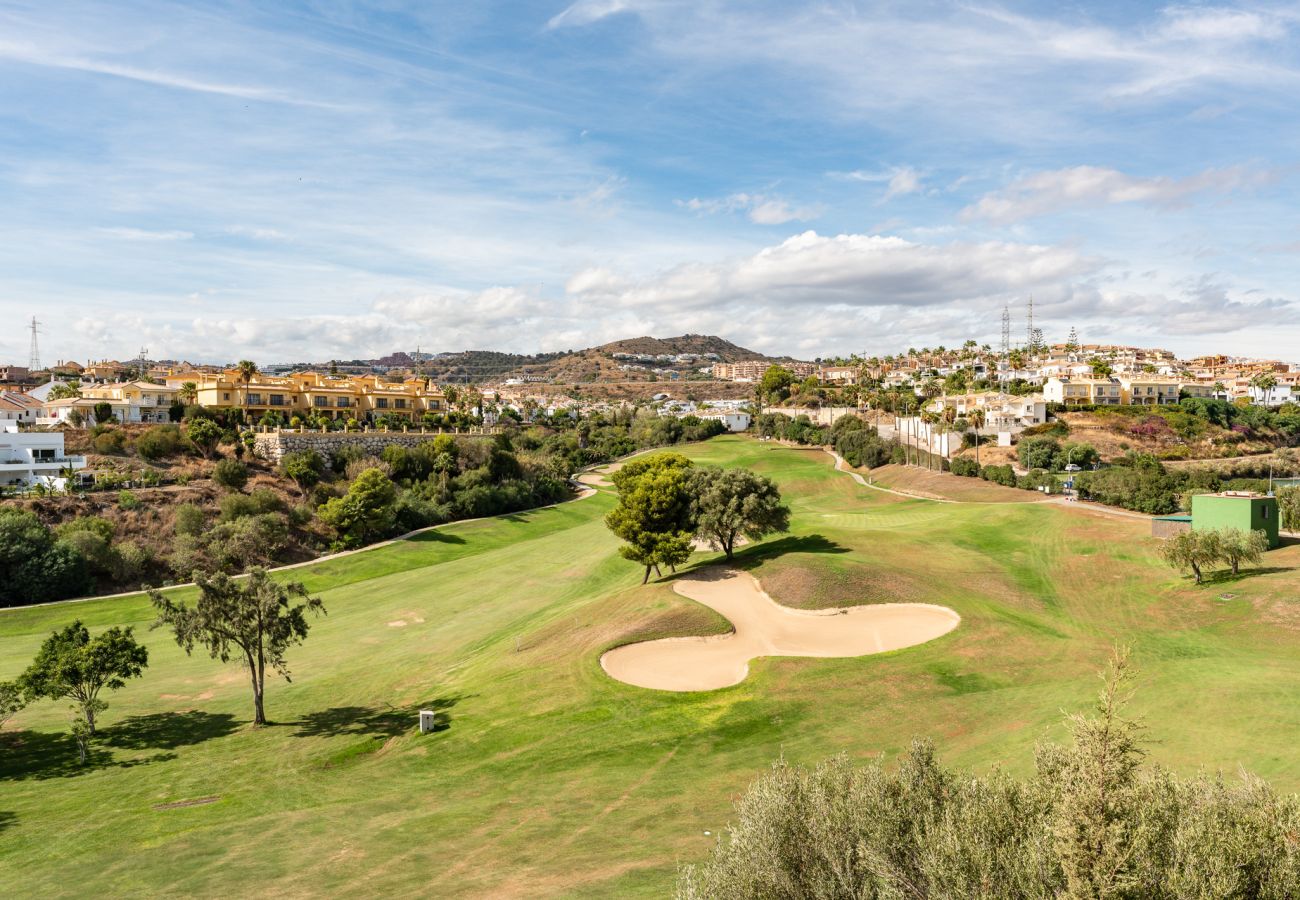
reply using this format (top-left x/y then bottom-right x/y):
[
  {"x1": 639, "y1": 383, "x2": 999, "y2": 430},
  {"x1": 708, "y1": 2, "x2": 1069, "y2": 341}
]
[
  {"x1": 373, "y1": 334, "x2": 805, "y2": 385},
  {"x1": 594, "y1": 334, "x2": 767, "y2": 362}
]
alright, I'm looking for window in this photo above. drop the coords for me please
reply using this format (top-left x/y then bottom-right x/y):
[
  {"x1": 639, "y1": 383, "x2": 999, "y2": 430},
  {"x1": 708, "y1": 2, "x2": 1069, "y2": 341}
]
[
  {"x1": 376, "y1": 398, "x2": 388, "y2": 409},
  {"x1": 394, "y1": 399, "x2": 406, "y2": 409},
  {"x1": 428, "y1": 401, "x2": 440, "y2": 410},
  {"x1": 314, "y1": 396, "x2": 328, "y2": 407},
  {"x1": 337, "y1": 397, "x2": 350, "y2": 408},
  {"x1": 270, "y1": 394, "x2": 285, "y2": 407},
  {"x1": 223, "y1": 392, "x2": 230, "y2": 401},
  {"x1": 248, "y1": 393, "x2": 262, "y2": 405}
]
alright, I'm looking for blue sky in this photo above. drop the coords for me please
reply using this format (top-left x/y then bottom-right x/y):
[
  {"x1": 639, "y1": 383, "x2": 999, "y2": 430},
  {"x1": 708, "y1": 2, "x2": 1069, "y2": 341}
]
[{"x1": 1, "y1": 0, "x2": 1297, "y2": 364}]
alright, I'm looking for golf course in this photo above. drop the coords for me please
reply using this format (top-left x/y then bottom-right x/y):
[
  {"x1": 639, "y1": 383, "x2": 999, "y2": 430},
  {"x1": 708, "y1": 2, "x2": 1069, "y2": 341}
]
[{"x1": 3, "y1": 434, "x2": 1300, "y2": 896}]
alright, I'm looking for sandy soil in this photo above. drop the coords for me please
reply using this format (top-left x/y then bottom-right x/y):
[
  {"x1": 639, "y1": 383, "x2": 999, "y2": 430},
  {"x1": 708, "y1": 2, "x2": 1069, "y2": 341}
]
[{"x1": 600, "y1": 568, "x2": 960, "y2": 691}]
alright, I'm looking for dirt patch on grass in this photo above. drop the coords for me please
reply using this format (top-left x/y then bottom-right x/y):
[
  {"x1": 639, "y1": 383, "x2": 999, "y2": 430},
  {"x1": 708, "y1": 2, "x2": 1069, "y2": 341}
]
[
  {"x1": 154, "y1": 796, "x2": 220, "y2": 810},
  {"x1": 761, "y1": 562, "x2": 930, "y2": 611},
  {"x1": 871, "y1": 465, "x2": 1050, "y2": 503}
]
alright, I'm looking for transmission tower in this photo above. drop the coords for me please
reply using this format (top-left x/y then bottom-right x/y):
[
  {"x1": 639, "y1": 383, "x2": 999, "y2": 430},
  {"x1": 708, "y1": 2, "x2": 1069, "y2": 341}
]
[
  {"x1": 1025, "y1": 295, "x2": 1034, "y2": 351},
  {"x1": 1000, "y1": 304, "x2": 1011, "y2": 357},
  {"x1": 28, "y1": 316, "x2": 41, "y2": 371}
]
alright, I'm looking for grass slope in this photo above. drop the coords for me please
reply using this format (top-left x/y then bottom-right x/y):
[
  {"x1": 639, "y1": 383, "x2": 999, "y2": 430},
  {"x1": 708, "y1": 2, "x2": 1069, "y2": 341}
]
[{"x1": 3, "y1": 436, "x2": 1300, "y2": 896}]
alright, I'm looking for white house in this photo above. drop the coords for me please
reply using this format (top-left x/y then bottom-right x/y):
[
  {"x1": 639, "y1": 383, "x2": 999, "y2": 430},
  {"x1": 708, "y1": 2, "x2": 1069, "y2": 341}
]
[
  {"x1": 1250, "y1": 384, "x2": 1293, "y2": 406},
  {"x1": 697, "y1": 411, "x2": 752, "y2": 432},
  {"x1": 0, "y1": 392, "x2": 43, "y2": 424},
  {"x1": 42, "y1": 380, "x2": 180, "y2": 425},
  {"x1": 0, "y1": 422, "x2": 86, "y2": 491}
]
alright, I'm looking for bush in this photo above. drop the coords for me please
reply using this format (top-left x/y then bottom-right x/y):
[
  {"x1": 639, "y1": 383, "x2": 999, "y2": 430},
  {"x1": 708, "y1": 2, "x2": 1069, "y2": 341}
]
[
  {"x1": 0, "y1": 508, "x2": 91, "y2": 606},
  {"x1": 981, "y1": 464, "x2": 1017, "y2": 486},
  {"x1": 92, "y1": 429, "x2": 127, "y2": 455},
  {"x1": 949, "y1": 457, "x2": 981, "y2": 477},
  {"x1": 117, "y1": 490, "x2": 140, "y2": 510},
  {"x1": 1018, "y1": 436, "x2": 1061, "y2": 470},
  {"x1": 679, "y1": 658, "x2": 1300, "y2": 898},
  {"x1": 135, "y1": 424, "x2": 183, "y2": 461},
  {"x1": 174, "y1": 503, "x2": 206, "y2": 537},
  {"x1": 212, "y1": 458, "x2": 249, "y2": 491},
  {"x1": 218, "y1": 493, "x2": 259, "y2": 522}
]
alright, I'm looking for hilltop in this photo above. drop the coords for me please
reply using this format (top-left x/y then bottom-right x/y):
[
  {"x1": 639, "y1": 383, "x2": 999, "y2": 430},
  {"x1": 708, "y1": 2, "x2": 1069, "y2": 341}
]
[{"x1": 593, "y1": 334, "x2": 767, "y2": 361}]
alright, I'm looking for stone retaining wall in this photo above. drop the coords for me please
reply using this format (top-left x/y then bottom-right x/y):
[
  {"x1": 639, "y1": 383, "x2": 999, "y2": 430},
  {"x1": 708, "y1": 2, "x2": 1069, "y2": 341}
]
[{"x1": 252, "y1": 429, "x2": 454, "y2": 463}]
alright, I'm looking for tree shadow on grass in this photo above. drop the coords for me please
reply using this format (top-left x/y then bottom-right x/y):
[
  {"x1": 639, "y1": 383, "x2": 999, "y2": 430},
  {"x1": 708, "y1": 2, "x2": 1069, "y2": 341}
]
[
  {"x1": 406, "y1": 530, "x2": 467, "y2": 545},
  {"x1": 101, "y1": 711, "x2": 240, "y2": 751},
  {"x1": 0, "y1": 811, "x2": 14, "y2": 833},
  {"x1": 292, "y1": 696, "x2": 464, "y2": 739},
  {"x1": 1202, "y1": 566, "x2": 1295, "y2": 586},
  {"x1": 732, "y1": 533, "x2": 848, "y2": 566},
  {"x1": 0, "y1": 730, "x2": 176, "y2": 781}
]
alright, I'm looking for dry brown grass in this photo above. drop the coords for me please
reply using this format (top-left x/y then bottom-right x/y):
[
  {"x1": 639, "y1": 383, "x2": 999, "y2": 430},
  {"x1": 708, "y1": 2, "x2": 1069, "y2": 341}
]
[{"x1": 870, "y1": 465, "x2": 1051, "y2": 503}]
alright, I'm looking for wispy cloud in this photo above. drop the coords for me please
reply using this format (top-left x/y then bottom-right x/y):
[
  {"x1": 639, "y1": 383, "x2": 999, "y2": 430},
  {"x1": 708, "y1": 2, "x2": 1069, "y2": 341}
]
[
  {"x1": 962, "y1": 165, "x2": 1278, "y2": 224},
  {"x1": 97, "y1": 226, "x2": 194, "y2": 241},
  {"x1": 678, "y1": 193, "x2": 821, "y2": 225}
]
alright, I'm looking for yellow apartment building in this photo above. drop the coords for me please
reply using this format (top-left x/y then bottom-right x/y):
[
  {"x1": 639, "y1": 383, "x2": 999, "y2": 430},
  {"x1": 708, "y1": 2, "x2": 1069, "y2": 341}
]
[
  {"x1": 1043, "y1": 376, "x2": 1124, "y2": 406},
  {"x1": 1117, "y1": 376, "x2": 1184, "y2": 406},
  {"x1": 169, "y1": 370, "x2": 447, "y2": 421}
]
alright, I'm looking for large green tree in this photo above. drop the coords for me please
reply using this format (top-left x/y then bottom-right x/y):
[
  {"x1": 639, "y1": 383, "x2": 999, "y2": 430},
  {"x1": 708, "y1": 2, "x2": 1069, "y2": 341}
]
[
  {"x1": 151, "y1": 569, "x2": 324, "y2": 726},
  {"x1": 0, "y1": 508, "x2": 91, "y2": 606},
  {"x1": 17, "y1": 621, "x2": 149, "y2": 762},
  {"x1": 186, "y1": 417, "x2": 223, "y2": 459},
  {"x1": 318, "y1": 467, "x2": 398, "y2": 548},
  {"x1": 605, "y1": 453, "x2": 696, "y2": 583},
  {"x1": 689, "y1": 466, "x2": 790, "y2": 560}
]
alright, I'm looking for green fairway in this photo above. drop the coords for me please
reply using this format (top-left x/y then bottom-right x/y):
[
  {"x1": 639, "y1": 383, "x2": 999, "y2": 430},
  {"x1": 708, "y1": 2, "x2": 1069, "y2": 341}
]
[{"x1": 3, "y1": 435, "x2": 1300, "y2": 896}]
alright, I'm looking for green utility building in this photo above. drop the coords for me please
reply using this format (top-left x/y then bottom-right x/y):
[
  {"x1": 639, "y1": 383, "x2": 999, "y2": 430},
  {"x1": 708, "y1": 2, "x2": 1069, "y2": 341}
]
[{"x1": 1191, "y1": 492, "x2": 1280, "y2": 549}]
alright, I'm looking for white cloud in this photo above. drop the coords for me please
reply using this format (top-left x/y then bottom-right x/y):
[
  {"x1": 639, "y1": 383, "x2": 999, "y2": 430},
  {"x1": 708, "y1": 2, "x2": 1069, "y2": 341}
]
[
  {"x1": 567, "y1": 230, "x2": 1097, "y2": 310},
  {"x1": 1157, "y1": 7, "x2": 1286, "y2": 43},
  {"x1": 96, "y1": 227, "x2": 194, "y2": 241},
  {"x1": 962, "y1": 165, "x2": 1276, "y2": 224},
  {"x1": 678, "y1": 192, "x2": 821, "y2": 225},
  {"x1": 547, "y1": 0, "x2": 638, "y2": 30},
  {"x1": 828, "y1": 166, "x2": 923, "y2": 202}
]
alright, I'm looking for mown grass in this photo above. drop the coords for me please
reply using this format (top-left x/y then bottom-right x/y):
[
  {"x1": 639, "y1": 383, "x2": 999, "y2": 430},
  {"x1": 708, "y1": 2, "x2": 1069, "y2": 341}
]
[{"x1": 3, "y1": 434, "x2": 1300, "y2": 896}]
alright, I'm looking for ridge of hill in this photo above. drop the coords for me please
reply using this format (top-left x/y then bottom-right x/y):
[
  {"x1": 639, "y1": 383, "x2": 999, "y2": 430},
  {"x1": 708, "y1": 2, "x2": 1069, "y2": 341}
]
[{"x1": 593, "y1": 334, "x2": 768, "y2": 361}]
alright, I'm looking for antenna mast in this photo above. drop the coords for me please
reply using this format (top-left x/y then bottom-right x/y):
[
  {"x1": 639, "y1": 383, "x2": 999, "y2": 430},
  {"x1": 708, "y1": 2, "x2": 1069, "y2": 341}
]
[
  {"x1": 28, "y1": 316, "x2": 41, "y2": 371},
  {"x1": 1025, "y1": 295, "x2": 1034, "y2": 351},
  {"x1": 1000, "y1": 304, "x2": 1011, "y2": 357}
]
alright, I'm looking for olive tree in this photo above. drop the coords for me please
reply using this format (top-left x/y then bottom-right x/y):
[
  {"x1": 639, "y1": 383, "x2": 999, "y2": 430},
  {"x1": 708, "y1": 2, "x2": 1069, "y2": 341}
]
[
  {"x1": 1216, "y1": 527, "x2": 1270, "y2": 576},
  {"x1": 1158, "y1": 530, "x2": 1222, "y2": 584},
  {"x1": 678, "y1": 652, "x2": 1300, "y2": 898},
  {"x1": 151, "y1": 570, "x2": 324, "y2": 726},
  {"x1": 689, "y1": 466, "x2": 790, "y2": 560},
  {"x1": 17, "y1": 621, "x2": 149, "y2": 762}
]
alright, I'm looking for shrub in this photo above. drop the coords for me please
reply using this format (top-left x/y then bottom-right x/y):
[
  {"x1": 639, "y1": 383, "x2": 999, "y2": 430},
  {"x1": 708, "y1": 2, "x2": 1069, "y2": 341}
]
[
  {"x1": 92, "y1": 429, "x2": 127, "y2": 455},
  {"x1": 117, "y1": 490, "x2": 140, "y2": 510},
  {"x1": 136, "y1": 424, "x2": 183, "y2": 460},
  {"x1": 218, "y1": 493, "x2": 260, "y2": 522},
  {"x1": 949, "y1": 457, "x2": 981, "y2": 477},
  {"x1": 1018, "y1": 436, "x2": 1061, "y2": 470},
  {"x1": 212, "y1": 458, "x2": 249, "y2": 491},
  {"x1": 174, "y1": 503, "x2": 206, "y2": 537},
  {"x1": 981, "y1": 464, "x2": 1017, "y2": 486},
  {"x1": 0, "y1": 508, "x2": 91, "y2": 606}
]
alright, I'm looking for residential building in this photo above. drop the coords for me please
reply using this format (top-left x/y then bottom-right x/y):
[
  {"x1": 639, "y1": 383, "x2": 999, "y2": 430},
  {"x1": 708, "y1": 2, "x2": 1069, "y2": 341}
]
[
  {"x1": 1043, "y1": 376, "x2": 1123, "y2": 406},
  {"x1": 0, "y1": 391, "x2": 42, "y2": 424},
  {"x1": 818, "y1": 365, "x2": 859, "y2": 385},
  {"x1": 1117, "y1": 375, "x2": 1183, "y2": 406},
  {"x1": 43, "y1": 381, "x2": 180, "y2": 425},
  {"x1": 175, "y1": 370, "x2": 447, "y2": 422},
  {"x1": 927, "y1": 392, "x2": 1047, "y2": 430},
  {"x1": 0, "y1": 422, "x2": 86, "y2": 491},
  {"x1": 0, "y1": 365, "x2": 31, "y2": 384},
  {"x1": 712, "y1": 360, "x2": 817, "y2": 382}
]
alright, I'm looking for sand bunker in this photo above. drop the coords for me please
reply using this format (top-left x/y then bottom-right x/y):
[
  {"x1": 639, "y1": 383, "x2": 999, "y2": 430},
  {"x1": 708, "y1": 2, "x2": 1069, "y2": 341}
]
[{"x1": 600, "y1": 568, "x2": 959, "y2": 691}]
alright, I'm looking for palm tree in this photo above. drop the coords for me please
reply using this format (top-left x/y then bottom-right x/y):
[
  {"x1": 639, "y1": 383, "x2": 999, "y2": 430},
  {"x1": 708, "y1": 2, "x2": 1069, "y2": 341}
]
[
  {"x1": 1251, "y1": 372, "x2": 1278, "y2": 405},
  {"x1": 969, "y1": 408, "x2": 986, "y2": 466},
  {"x1": 178, "y1": 381, "x2": 198, "y2": 407},
  {"x1": 235, "y1": 360, "x2": 258, "y2": 409}
]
